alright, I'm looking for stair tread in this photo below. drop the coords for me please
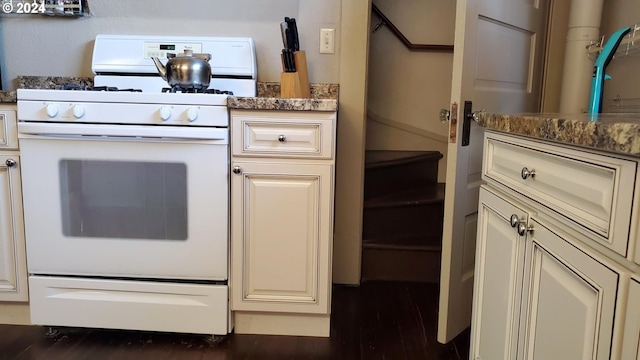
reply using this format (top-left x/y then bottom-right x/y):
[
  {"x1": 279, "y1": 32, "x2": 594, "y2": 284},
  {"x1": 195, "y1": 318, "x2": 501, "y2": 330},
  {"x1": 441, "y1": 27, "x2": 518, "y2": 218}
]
[
  {"x1": 364, "y1": 183, "x2": 445, "y2": 209},
  {"x1": 363, "y1": 235, "x2": 442, "y2": 252},
  {"x1": 365, "y1": 150, "x2": 443, "y2": 170}
]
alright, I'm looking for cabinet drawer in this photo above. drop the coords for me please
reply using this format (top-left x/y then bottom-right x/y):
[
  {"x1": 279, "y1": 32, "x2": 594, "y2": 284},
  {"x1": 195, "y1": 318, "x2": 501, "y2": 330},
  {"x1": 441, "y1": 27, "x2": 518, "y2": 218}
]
[
  {"x1": 483, "y1": 132, "x2": 636, "y2": 256},
  {"x1": 231, "y1": 110, "x2": 335, "y2": 159},
  {"x1": 0, "y1": 109, "x2": 17, "y2": 150}
]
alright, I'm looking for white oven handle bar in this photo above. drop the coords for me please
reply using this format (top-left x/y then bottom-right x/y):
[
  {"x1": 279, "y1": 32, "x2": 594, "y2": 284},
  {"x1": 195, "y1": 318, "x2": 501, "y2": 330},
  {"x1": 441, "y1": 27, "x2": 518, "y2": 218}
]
[{"x1": 17, "y1": 122, "x2": 228, "y2": 143}]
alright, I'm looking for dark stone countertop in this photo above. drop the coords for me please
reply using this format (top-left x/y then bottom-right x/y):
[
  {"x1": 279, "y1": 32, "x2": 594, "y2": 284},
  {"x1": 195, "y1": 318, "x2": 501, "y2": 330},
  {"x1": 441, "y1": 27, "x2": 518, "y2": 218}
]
[
  {"x1": 478, "y1": 112, "x2": 640, "y2": 156},
  {"x1": 0, "y1": 76, "x2": 94, "y2": 103}
]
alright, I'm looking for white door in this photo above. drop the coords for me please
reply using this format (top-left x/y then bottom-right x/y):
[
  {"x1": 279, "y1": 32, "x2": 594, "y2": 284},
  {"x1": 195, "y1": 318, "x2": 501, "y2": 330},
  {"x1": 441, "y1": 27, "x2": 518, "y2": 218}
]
[{"x1": 438, "y1": 0, "x2": 549, "y2": 343}]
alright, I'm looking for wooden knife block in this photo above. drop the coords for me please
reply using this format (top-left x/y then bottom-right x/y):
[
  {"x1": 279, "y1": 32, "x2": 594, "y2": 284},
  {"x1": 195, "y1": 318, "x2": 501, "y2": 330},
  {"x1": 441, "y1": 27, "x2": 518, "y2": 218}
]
[{"x1": 280, "y1": 51, "x2": 310, "y2": 98}]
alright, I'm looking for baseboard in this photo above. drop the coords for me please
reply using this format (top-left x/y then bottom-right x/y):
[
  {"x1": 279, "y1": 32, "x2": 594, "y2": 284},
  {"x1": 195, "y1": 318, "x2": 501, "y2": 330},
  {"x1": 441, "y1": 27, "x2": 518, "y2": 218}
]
[
  {"x1": 234, "y1": 312, "x2": 330, "y2": 337},
  {"x1": 0, "y1": 303, "x2": 31, "y2": 325}
]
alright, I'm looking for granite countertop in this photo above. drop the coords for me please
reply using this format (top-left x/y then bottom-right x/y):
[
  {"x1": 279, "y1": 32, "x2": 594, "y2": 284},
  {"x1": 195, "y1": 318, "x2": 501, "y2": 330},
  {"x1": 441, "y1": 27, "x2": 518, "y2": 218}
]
[
  {"x1": 478, "y1": 112, "x2": 640, "y2": 156},
  {"x1": 0, "y1": 91, "x2": 16, "y2": 103},
  {"x1": 228, "y1": 82, "x2": 338, "y2": 111},
  {"x1": 0, "y1": 76, "x2": 94, "y2": 103},
  {"x1": 5, "y1": 77, "x2": 339, "y2": 111}
]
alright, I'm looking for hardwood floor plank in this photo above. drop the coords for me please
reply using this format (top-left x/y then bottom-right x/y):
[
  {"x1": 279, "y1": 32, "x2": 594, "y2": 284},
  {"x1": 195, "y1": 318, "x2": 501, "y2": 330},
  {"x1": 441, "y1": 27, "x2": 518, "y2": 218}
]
[{"x1": 0, "y1": 282, "x2": 469, "y2": 360}]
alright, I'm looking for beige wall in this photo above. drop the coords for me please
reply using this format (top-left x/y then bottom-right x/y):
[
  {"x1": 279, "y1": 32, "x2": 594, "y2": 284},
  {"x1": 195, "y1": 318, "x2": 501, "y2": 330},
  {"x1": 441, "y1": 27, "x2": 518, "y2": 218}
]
[
  {"x1": 365, "y1": 0, "x2": 455, "y2": 182},
  {"x1": 0, "y1": 0, "x2": 340, "y2": 88},
  {"x1": 332, "y1": 0, "x2": 370, "y2": 285},
  {"x1": 599, "y1": 0, "x2": 640, "y2": 110}
]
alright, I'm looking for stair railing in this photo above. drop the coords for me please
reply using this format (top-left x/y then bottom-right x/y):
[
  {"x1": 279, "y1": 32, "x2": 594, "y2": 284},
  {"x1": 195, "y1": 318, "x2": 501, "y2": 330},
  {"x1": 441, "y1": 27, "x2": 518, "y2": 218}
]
[{"x1": 371, "y1": 3, "x2": 454, "y2": 52}]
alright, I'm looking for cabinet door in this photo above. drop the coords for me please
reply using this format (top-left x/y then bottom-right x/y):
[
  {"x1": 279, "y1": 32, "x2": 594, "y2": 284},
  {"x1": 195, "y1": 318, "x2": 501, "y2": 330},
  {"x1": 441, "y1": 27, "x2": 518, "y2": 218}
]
[
  {"x1": 231, "y1": 161, "x2": 333, "y2": 314},
  {"x1": 622, "y1": 277, "x2": 640, "y2": 360},
  {"x1": 0, "y1": 155, "x2": 27, "y2": 301},
  {"x1": 518, "y1": 219, "x2": 619, "y2": 360},
  {"x1": 470, "y1": 186, "x2": 528, "y2": 360}
]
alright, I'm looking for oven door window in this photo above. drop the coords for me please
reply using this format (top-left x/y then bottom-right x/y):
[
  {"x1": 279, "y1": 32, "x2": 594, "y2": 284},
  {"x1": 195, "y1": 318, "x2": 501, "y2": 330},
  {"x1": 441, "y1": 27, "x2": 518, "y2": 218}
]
[{"x1": 59, "y1": 160, "x2": 188, "y2": 240}]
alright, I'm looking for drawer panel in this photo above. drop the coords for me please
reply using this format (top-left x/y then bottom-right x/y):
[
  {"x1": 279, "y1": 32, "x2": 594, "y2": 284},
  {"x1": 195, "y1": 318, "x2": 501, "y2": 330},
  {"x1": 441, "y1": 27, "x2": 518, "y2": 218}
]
[
  {"x1": 29, "y1": 276, "x2": 229, "y2": 335},
  {"x1": 231, "y1": 110, "x2": 335, "y2": 159},
  {"x1": 484, "y1": 132, "x2": 636, "y2": 256}
]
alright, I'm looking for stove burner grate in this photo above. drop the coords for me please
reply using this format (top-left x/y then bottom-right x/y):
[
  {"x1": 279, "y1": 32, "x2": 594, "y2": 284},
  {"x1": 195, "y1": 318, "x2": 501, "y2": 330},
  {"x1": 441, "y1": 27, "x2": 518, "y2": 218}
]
[
  {"x1": 60, "y1": 84, "x2": 143, "y2": 92},
  {"x1": 163, "y1": 86, "x2": 234, "y2": 95}
]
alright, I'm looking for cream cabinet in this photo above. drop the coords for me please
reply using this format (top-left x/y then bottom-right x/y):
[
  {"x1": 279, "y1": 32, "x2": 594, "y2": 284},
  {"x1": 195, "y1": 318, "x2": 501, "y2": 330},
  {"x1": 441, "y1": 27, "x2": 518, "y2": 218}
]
[
  {"x1": 229, "y1": 109, "x2": 336, "y2": 336},
  {"x1": 471, "y1": 188, "x2": 527, "y2": 360},
  {"x1": 621, "y1": 276, "x2": 640, "y2": 360},
  {"x1": 471, "y1": 131, "x2": 635, "y2": 360},
  {"x1": 0, "y1": 107, "x2": 27, "y2": 302},
  {"x1": 518, "y1": 218, "x2": 619, "y2": 360},
  {"x1": 473, "y1": 187, "x2": 620, "y2": 360}
]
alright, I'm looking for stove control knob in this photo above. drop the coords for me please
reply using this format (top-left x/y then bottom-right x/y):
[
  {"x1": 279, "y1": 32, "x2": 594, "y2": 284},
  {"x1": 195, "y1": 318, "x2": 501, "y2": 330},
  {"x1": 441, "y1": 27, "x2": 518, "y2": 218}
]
[
  {"x1": 187, "y1": 107, "x2": 199, "y2": 122},
  {"x1": 45, "y1": 103, "x2": 58, "y2": 118},
  {"x1": 73, "y1": 104, "x2": 85, "y2": 119},
  {"x1": 160, "y1": 106, "x2": 172, "y2": 121}
]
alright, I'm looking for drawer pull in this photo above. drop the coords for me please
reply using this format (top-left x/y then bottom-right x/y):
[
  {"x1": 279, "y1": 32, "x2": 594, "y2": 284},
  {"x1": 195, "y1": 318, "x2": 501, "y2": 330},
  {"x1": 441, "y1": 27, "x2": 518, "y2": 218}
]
[
  {"x1": 278, "y1": 135, "x2": 286, "y2": 142},
  {"x1": 510, "y1": 214, "x2": 520, "y2": 228},
  {"x1": 5, "y1": 159, "x2": 16, "y2": 168},
  {"x1": 232, "y1": 166, "x2": 242, "y2": 175},
  {"x1": 517, "y1": 222, "x2": 534, "y2": 236},
  {"x1": 521, "y1": 167, "x2": 535, "y2": 180}
]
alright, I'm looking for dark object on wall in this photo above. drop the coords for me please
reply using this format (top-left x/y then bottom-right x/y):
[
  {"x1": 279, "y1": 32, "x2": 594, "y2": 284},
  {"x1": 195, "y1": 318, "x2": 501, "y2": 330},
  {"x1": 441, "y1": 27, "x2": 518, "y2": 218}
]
[{"x1": 42, "y1": 0, "x2": 85, "y2": 16}]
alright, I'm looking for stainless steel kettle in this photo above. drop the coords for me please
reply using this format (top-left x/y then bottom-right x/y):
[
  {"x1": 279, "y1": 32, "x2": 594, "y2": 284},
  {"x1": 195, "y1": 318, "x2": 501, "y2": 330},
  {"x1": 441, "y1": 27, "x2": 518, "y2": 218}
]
[{"x1": 151, "y1": 50, "x2": 212, "y2": 90}]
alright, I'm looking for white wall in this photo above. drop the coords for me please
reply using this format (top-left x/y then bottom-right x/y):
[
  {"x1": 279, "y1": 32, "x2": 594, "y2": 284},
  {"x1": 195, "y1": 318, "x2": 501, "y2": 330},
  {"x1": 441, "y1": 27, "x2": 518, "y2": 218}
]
[{"x1": 0, "y1": 0, "x2": 340, "y2": 89}]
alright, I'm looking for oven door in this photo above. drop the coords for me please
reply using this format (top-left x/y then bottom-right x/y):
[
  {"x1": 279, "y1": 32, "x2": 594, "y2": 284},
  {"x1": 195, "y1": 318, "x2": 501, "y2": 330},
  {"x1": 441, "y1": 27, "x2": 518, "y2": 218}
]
[{"x1": 18, "y1": 123, "x2": 229, "y2": 281}]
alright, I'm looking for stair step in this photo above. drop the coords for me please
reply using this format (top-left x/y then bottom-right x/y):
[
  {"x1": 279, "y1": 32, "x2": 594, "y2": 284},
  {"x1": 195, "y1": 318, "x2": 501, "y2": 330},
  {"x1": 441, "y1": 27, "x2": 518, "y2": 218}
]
[
  {"x1": 363, "y1": 235, "x2": 442, "y2": 252},
  {"x1": 364, "y1": 150, "x2": 442, "y2": 200},
  {"x1": 363, "y1": 184, "x2": 445, "y2": 239},
  {"x1": 361, "y1": 246, "x2": 441, "y2": 283},
  {"x1": 364, "y1": 183, "x2": 445, "y2": 209},
  {"x1": 362, "y1": 150, "x2": 444, "y2": 283},
  {"x1": 365, "y1": 150, "x2": 443, "y2": 169}
]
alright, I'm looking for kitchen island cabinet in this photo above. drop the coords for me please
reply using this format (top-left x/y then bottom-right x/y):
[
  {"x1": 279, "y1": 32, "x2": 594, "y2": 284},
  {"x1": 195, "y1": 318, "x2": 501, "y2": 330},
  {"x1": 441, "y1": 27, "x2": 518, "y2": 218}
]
[
  {"x1": 622, "y1": 276, "x2": 640, "y2": 360},
  {"x1": 229, "y1": 109, "x2": 336, "y2": 337},
  {"x1": 0, "y1": 106, "x2": 27, "y2": 302},
  {"x1": 471, "y1": 130, "x2": 635, "y2": 359}
]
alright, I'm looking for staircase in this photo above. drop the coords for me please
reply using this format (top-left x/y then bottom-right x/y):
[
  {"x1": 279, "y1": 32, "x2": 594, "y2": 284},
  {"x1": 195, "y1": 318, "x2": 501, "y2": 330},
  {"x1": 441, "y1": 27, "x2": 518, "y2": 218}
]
[{"x1": 361, "y1": 150, "x2": 445, "y2": 283}]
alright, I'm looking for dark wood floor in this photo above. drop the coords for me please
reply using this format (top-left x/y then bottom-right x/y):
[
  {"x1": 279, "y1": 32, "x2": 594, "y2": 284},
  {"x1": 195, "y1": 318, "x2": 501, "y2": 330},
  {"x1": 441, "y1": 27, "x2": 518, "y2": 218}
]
[{"x1": 0, "y1": 281, "x2": 469, "y2": 360}]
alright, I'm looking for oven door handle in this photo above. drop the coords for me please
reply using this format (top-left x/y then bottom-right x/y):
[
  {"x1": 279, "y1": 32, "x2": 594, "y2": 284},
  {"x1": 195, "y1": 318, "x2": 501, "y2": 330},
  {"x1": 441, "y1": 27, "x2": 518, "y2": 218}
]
[{"x1": 17, "y1": 122, "x2": 228, "y2": 142}]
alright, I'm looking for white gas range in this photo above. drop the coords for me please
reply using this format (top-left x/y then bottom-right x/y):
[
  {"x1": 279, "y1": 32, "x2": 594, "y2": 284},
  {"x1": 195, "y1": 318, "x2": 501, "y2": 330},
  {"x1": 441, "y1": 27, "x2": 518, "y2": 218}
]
[{"x1": 16, "y1": 35, "x2": 257, "y2": 335}]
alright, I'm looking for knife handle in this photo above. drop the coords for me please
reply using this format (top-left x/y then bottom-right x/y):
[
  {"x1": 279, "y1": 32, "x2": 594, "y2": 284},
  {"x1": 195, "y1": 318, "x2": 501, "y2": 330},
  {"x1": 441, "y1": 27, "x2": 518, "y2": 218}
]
[
  {"x1": 281, "y1": 49, "x2": 289, "y2": 72},
  {"x1": 287, "y1": 50, "x2": 296, "y2": 72}
]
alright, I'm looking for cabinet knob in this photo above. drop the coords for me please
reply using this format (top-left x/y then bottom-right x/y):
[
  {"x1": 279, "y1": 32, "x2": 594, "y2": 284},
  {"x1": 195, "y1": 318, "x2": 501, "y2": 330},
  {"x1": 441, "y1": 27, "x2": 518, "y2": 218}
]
[
  {"x1": 521, "y1": 167, "x2": 535, "y2": 180},
  {"x1": 278, "y1": 134, "x2": 286, "y2": 142},
  {"x1": 232, "y1": 166, "x2": 242, "y2": 175},
  {"x1": 510, "y1": 214, "x2": 520, "y2": 228},
  {"x1": 517, "y1": 222, "x2": 533, "y2": 236},
  {"x1": 5, "y1": 159, "x2": 16, "y2": 167}
]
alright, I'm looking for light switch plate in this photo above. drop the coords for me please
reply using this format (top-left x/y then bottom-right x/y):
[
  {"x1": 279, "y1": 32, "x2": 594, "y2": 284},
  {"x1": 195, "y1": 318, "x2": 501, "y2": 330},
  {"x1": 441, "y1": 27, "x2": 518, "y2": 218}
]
[{"x1": 320, "y1": 28, "x2": 335, "y2": 54}]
